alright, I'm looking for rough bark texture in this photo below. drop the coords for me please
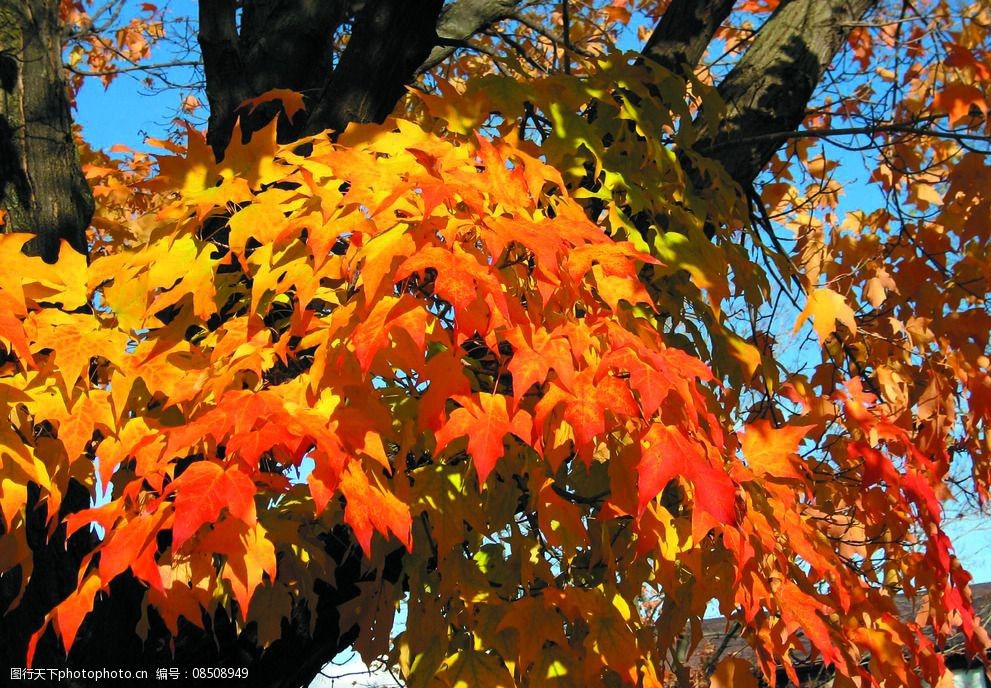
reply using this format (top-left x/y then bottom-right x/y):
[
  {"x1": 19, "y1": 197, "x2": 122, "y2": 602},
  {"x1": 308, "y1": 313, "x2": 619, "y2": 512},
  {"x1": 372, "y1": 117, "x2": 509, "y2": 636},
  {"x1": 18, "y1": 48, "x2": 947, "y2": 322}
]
[
  {"x1": 642, "y1": 0, "x2": 736, "y2": 74},
  {"x1": 0, "y1": 0, "x2": 93, "y2": 263},
  {"x1": 696, "y1": 0, "x2": 879, "y2": 185},
  {"x1": 200, "y1": 0, "x2": 348, "y2": 157}
]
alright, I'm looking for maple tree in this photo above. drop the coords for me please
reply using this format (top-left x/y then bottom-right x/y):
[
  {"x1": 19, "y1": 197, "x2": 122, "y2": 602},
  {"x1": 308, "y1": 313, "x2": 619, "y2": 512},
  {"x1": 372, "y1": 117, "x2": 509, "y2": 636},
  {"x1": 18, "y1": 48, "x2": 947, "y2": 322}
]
[{"x1": 1, "y1": 1, "x2": 991, "y2": 687}]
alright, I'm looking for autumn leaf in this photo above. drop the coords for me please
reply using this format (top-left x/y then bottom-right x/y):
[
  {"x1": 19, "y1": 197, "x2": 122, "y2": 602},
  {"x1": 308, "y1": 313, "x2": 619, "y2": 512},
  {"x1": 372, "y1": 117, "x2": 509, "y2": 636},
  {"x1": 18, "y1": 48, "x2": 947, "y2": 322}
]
[
  {"x1": 637, "y1": 424, "x2": 736, "y2": 532},
  {"x1": 438, "y1": 649, "x2": 515, "y2": 688},
  {"x1": 203, "y1": 520, "x2": 276, "y2": 619},
  {"x1": 710, "y1": 657, "x2": 758, "y2": 688},
  {"x1": 794, "y1": 288, "x2": 857, "y2": 344},
  {"x1": 340, "y1": 462, "x2": 412, "y2": 555},
  {"x1": 739, "y1": 420, "x2": 811, "y2": 481},
  {"x1": 98, "y1": 511, "x2": 167, "y2": 588},
  {"x1": 168, "y1": 462, "x2": 257, "y2": 549},
  {"x1": 434, "y1": 393, "x2": 534, "y2": 485},
  {"x1": 934, "y1": 82, "x2": 986, "y2": 126},
  {"x1": 53, "y1": 573, "x2": 102, "y2": 652}
]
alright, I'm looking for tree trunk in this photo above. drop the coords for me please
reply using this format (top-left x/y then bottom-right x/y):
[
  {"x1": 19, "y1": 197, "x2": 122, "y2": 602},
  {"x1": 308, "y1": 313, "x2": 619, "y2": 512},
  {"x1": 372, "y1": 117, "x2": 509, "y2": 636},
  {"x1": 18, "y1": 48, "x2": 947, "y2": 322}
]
[
  {"x1": 0, "y1": 0, "x2": 92, "y2": 263},
  {"x1": 200, "y1": 0, "x2": 349, "y2": 157},
  {"x1": 305, "y1": 0, "x2": 445, "y2": 136},
  {"x1": 200, "y1": 0, "x2": 445, "y2": 158}
]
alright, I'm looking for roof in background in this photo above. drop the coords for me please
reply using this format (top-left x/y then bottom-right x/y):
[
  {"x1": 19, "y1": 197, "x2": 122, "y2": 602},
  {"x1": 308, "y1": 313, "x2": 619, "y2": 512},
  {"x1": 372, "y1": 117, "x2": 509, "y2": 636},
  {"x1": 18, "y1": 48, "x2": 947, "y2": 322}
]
[{"x1": 689, "y1": 582, "x2": 991, "y2": 682}]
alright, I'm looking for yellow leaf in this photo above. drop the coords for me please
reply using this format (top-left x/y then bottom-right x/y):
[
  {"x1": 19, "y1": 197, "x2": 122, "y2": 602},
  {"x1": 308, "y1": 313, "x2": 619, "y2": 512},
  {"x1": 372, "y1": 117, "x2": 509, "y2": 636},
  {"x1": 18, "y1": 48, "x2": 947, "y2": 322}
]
[
  {"x1": 710, "y1": 657, "x2": 758, "y2": 688},
  {"x1": 794, "y1": 288, "x2": 857, "y2": 344},
  {"x1": 440, "y1": 650, "x2": 515, "y2": 688}
]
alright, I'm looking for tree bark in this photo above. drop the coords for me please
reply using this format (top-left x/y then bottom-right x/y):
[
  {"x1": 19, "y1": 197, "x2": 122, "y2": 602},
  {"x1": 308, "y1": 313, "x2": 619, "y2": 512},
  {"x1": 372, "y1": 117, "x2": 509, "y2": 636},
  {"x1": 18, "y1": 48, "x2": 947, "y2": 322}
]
[
  {"x1": 695, "y1": 0, "x2": 879, "y2": 186},
  {"x1": 305, "y1": 0, "x2": 445, "y2": 136},
  {"x1": 418, "y1": 0, "x2": 523, "y2": 74},
  {"x1": 642, "y1": 0, "x2": 736, "y2": 75},
  {"x1": 200, "y1": 0, "x2": 349, "y2": 157},
  {"x1": 200, "y1": 0, "x2": 446, "y2": 158},
  {"x1": 0, "y1": 0, "x2": 93, "y2": 263}
]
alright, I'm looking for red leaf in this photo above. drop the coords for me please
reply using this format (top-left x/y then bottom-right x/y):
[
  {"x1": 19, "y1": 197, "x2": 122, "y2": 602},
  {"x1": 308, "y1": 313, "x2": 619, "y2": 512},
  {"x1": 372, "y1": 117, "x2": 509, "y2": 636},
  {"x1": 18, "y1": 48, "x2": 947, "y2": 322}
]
[
  {"x1": 168, "y1": 462, "x2": 257, "y2": 549},
  {"x1": 637, "y1": 424, "x2": 736, "y2": 532},
  {"x1": 99, "y1": 511, "x2": 166, "y2": 589},
  {"x1": 434, "y1": 393, "x2": 533, "y2": 484}
]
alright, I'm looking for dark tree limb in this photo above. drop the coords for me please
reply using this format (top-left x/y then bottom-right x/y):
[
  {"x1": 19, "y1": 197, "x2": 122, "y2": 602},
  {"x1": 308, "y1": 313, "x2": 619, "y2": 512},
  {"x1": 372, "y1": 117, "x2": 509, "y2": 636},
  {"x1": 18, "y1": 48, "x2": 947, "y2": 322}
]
[
  {"x1": 418, "y1": 0, "x2": 523, "y2": 74},
  {"x1": 201, "y1": 0, "x2": 349, "y2": 157},
  {"x1": 0, "y1": 0, "x2": 93, "y2": 263},
  {"x1": 697, "y1": 0, "x2": 880, "y2": 186},
  {"x1": 304, "y1": 0, "x2": 445, "y2": 136},
  {"x1": 200, "y1": 0, "x2": 444, "y2": 156},
  {"x1": 199, "y1": 0, "x2": 248, "y2": 158},
  {"x1": 642, "y1": 0, "x2": 736, "y2": 75}
]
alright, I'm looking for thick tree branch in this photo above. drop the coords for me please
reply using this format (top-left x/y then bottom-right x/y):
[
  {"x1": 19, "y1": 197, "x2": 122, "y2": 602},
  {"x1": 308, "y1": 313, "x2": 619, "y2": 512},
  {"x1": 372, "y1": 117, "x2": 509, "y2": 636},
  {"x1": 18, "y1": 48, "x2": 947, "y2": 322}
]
[
  {"x1": 419, "y1": 0, "x2": 524, "y2": 74},
  {"x1": 305, "y1": 0, "x2": 445, "y2": 136},
  {"x1": 642, "y1": 0, "x2": 736, "y2": 74},
  {"x1": 198, "y1": 0, "x2": 247, "y2": 157},
  {"x1": 697, "y1": 0, "x2": 880, "y2": 185}
]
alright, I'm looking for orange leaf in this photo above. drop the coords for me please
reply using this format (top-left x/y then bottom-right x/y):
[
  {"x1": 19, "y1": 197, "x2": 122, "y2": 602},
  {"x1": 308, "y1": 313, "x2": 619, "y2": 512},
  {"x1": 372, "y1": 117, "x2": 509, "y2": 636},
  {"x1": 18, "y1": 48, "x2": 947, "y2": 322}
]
[
  {"x1": 739, "y1": 420, "x2": 811, "y2": 481},
  {"x1": 710, "y1": 658, "x2": 758, "y2": 688},
  {"x1": 54, "y1": 572, "x2": 102, "y2": 652},
  {"x1": 168, "y1": 462, "x2": 257, "y2": 549},
  {"x1": 934, "y1": 82, "x2": 986, "y2": 126},
  {"x1": 435, "y1": 393, "x2": 533, "y2": 484},
  {"x1": 203, "y1": 520, "x2": 276, "y2": 619},
  {"x1": 340, "y1": 462, "x2": 412, "y2": 555}
]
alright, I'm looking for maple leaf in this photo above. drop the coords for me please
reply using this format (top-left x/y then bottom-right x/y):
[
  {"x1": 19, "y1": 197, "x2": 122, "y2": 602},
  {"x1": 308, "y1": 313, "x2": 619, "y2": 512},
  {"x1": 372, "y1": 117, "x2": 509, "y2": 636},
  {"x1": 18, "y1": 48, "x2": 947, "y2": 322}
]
[
  {"x1": 505, "y1": 324, "x2": 576, "y2": 400},
  {"x1": 168, "y1": 462, "x2": 257, "y2": 549},
  {"x1": 339, "y1": 462, "x2": 412, "y2": 555},
  {"x1": 739, "y1": 420, "x2": 811, "y2": 481},
  {"x1": 637, "y1": 424, "x2": 736, "y2": 533},
  {"x1": 201, "y1": 520, "x2": 276, "y2": 619},
  {"x1": 497, "y1": 597, "x2": 570, "y2": 673},
  {"x1": 933, "y1": 82, "x2": 986, "y2": 126},
  {"x1": 98, "y1": 511, "x2": 166, "y2": 589},
  {"x1": 53, "y1": 573, "x2": 102, "y2": 652},
  {"x1": 438, "y1": 649, "x2": 515, "y2": 688},
  {"x1": 794, "y1": 288, "x2": 857, "y2": 345},
  {"x1": 434, "y1": 393, "x2": 534, "y2": 484},
  {"x1": 710, "y1": 657, "x2": 758, "y2": 688}
]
